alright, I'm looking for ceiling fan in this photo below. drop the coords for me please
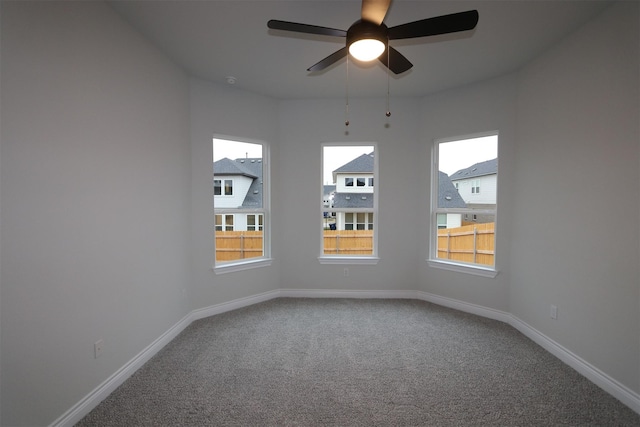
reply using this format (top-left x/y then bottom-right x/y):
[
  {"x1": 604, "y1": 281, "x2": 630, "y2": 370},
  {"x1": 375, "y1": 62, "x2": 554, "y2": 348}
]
[{"x1": 267, "y1": 0, "x2": 479, "y2": 74}]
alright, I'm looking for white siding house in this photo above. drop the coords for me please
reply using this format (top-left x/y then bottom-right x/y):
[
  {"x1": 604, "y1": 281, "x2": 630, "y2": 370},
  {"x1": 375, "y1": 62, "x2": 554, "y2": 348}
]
[
  {"x1": 449, "y1": 158, "x2": 497, "y2": 207},
  {"x1": 331, "y1": 153, "x2": 375, "y2": 230},
  {"x1": 213, "y1": 158, "x2": 263, "y2": 231},
  {"x1": 437, "y1": 171, "x2": 467, "y2": 229}
]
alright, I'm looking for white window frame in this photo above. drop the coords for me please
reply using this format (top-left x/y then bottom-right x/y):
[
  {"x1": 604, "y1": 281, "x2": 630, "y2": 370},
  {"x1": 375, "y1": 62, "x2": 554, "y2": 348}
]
[
  {"x1": 471, "y1": 179, "x2": 480, "y2": 194},
  {"x1": 428, "y1": 132, "x2": 498, "y2": 278},
  {"x1": 215, "y1": 214, "x2": 234, "y2": 231},
  {"x1": 319, "y1": 142, "x2": 379, "y2": 265},
  {"x1": 213, "y1": 136, "x2": 272, "y2": 274},
  {"x1": 214, "y1": 179, "x2": 234, "y2": 196},
  {"x1": 247, "y1": 214, "x2": 263, "y2": 231}
]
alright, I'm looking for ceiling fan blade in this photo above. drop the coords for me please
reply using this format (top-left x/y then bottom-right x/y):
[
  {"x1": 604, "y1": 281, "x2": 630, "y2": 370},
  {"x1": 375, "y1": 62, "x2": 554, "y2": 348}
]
[
  {"x1": 307, "y1": 47, "x2": 348, "y2": 72},
  {"x1": 268, "y1": 20, "x2": 347, "y2": 37},
  {"x1": 361, "y1": 0, "x2": 391, "y2": 25},
  {"x1": 378, "y1": 46, "x2": 413, "y2": 74},
  {"x1": 388, "y1": 10, "x2": 479, "y2": 40}
]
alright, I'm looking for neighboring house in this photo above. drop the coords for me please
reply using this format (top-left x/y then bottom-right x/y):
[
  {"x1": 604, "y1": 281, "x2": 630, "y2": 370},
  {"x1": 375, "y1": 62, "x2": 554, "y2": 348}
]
[
  {"x1": 449, "y1": 158, "x2": 497, "y2": 224},
  {"x1": 329, "y1": 154, "x2": 468, "y2": 231},
  {"x1": 449, "y1": 158, "x2": 497, "y2": 206},
  {"x1": 213, "y1": 157, "x2": 263, "y2": 231},
  {"x1": 331, "y1": 153, "x2": 375, "y2": 230},
  {"x1": 323, "y1": 184, "x2": 337, "y2": 228},
  {"x1": 437, "y1": 171, "x2": 467, "y2": 229},
  {"x1": 323, "y1": 184, "x2": 336, "y2": 209}
]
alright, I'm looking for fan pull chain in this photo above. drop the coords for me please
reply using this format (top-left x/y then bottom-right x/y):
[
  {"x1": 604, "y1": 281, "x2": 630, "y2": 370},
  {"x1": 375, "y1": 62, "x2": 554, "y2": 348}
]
[
  {"x1": 345, "y1": 54, "x2": 350, "y2": 127},
  {"x1": 386, "y1": 41, "x2": 391, "y2": 118}
]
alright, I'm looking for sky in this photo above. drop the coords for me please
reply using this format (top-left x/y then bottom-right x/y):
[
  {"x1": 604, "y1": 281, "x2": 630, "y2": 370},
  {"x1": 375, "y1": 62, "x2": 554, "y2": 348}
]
[
  {"x1": 438, "y1": 135, "x2": 498, "y2": 176},
  {"x1": 213, "y1": 138, "x2": 262, "y2": 161}
]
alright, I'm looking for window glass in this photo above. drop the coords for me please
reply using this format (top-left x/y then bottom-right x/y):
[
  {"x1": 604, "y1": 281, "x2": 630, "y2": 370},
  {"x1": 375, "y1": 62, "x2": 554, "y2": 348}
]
[
  {"x1": 432, "y1": 134, "x2": 497, "y2": 269},
  {"x1": 213, "y1": 138, "x2": 269, "y2": 267},
  {"x1": 321, "y1": 145, "x2": 377, "y2": 259},
  {"x1": 225, "y1": 215, "x2": 234, "y2": 231}
]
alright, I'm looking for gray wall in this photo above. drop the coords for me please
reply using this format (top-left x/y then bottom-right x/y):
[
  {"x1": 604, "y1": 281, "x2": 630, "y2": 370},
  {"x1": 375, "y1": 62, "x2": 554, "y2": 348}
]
[
  {"x1": 416, "y1": 1, "x2": 639, "y2": 394},
  {"x1": 1, "y1": 2, "x2": 192, "y2": 425},
  {"x1": 1, "y1": 1, "x2": 639, "y2": 425},
  {"x1": 189, "y1": 78, "x2": 281, "y2": 306},
  {"x1": 510, "y1": 2, "x2": 639, "y2": 392},
  {"x1": 418, "y1": 74, "x2": 518, "y2": 311},
  {"x1": 276, "y1": 98, "x2": 421, "y2": 292}
]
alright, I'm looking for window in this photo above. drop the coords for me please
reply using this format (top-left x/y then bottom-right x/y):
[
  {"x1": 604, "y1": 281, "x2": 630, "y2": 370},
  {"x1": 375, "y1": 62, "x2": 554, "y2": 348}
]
[
  {"x1": 213, "y1": 137, "x2": 270, "y2": 271},
  {"x1": 214, "y1": 179, "x2": 233, "y2": 196},
  {"x1": 471, "y1": 179, "x2": 480, "y2": 194},
  {"x1": 247, "y1": 214, "x2": 263, "y2": 231},
  {"x1": 321, "y1": 144, "x2": 378, "y2": 263},
  {"x1": 215, "y1": 214, "x2": 234, "y2": 231},
  {"x1": 430, "y1": 134, "x2": 498, "y2": 275},
  {"x1": 344, "y1": 212, "x2": 373, "y2": 230}
]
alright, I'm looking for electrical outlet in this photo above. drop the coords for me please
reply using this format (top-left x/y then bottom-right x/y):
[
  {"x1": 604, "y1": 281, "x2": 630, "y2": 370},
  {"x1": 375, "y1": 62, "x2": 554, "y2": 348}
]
[
  {"x1": 343, "y1": 267, "x2": 349, "y2": 277},
  {"x1": 94, "y1": 339, "x2": 104, "y2": 358},
  {"x1": 550, "y1": 305, "x2": 558, "y2": 320}
]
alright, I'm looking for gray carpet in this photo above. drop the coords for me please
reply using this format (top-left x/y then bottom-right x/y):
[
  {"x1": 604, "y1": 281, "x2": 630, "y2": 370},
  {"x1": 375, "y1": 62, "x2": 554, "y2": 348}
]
[{"x1": 77, "y1": 298, "x2": 640, "y2": 426}]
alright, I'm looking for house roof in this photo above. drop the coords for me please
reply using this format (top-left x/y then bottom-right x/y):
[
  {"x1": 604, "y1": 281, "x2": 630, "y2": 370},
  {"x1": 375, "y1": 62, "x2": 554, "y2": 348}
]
[
  {"x1": 439, "y1": 172, "x2": 467, "y2": 208},
  {"x1": 213, "y1": 157, "x2": 263, "y2": 208},
  {"x1": 323, "y1": 185, "x2": 336, "y2": 196},
  {"x1": 450, "y1": 158, "x2": 498, "y2": 181},
  {"x1": 332, "y1": 192, "x2": 374, "y2": 209},
  {"x1": 334, "y1": 152, "x2": 374, "y2": 173},
  {"x1": 213, "y1": 157, "x2": 258, "y2": 178},
  {"x1": 333, "y1": 152, "x2": 374, "y2": 183}
]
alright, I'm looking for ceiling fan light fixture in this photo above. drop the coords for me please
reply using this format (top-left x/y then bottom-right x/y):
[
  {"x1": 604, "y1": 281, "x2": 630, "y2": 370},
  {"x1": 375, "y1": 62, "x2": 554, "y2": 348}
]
[
  {"x1": 349, "y1": 38, "x2": 385, "y2": 61},
  {"x1": 346, "y1": 20, "x2": 388, "y2": 62}
]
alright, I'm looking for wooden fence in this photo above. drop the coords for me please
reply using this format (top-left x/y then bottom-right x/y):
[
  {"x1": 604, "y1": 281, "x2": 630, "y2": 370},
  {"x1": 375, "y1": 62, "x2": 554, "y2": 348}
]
[
  {"x1": 323, "y1": 230, "x2": 373, "y2": 255},
  {"x1": 437, "y1": 222, "x2": 494, "y2": 266},
  {"x1": 215, "y1": 231, "x2": 264, "y2": 262},
  {"x1": 217, "y1": 225, "x2": 493, "y2": 263},
  {"x1": 215, "y1": 230, "x2": 375, "y2": 260}
]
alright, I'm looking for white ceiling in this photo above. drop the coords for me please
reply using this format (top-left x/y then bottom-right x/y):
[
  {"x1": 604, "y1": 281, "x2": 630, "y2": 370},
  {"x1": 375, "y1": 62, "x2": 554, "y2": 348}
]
[{"x1": 109, "y1": 0, "x2": 611, "y2": 100}]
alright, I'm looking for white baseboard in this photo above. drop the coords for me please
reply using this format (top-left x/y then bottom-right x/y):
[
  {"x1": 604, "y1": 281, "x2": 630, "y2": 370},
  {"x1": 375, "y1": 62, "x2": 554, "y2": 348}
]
[
  {"x1": 190, "y1": 289, "x2": 281, "y2": 321},
  {"x1": 416, "y1": 291, "x2": 512, "y2": 323},
  {"x1": 52, "y1": 289, "x2": 640, "y2": 426},
  {"x1": 51, "y1": 290, "x2": 281, "y2": 427},
  {"x1": 417, "y1": 290, "x2": 640, "y2": 415},
  {"x1": 50, "y1": 312, "x2": 193, "y2": 427},
  {"x1": 279, "y1": 288, "x2": 419, "y2": 299},
  {"x1": 507, "y1": 315, "x2": 640, "y2": 414}
]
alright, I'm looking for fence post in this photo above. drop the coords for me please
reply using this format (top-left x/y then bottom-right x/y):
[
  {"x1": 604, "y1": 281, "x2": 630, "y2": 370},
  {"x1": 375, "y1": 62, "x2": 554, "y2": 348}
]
[
  {"x1": 240, "y1": 233, "x2": 245, "y2": 259},
  {"x1": 473, "y1": 227, "x2": 477, "y2": 264},
  {"x1": 446, "y1": 231, "x2": 451, "y2": 259},
  {"x1": 336, "y1": 234, "x2": 340, "y2": 254}
]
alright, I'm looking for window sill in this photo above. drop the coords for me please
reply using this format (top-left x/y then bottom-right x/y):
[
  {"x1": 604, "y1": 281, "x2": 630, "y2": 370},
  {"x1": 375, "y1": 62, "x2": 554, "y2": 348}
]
[
  {"x1": 214, "y1": 258, "x2": 273, "y2": 275},
  {"x1": 427, "y1": 259, "x2": 499, "y2": 278},
  {"x1": 318, "y1": 256, "x2": 380, "y2": 265}
]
